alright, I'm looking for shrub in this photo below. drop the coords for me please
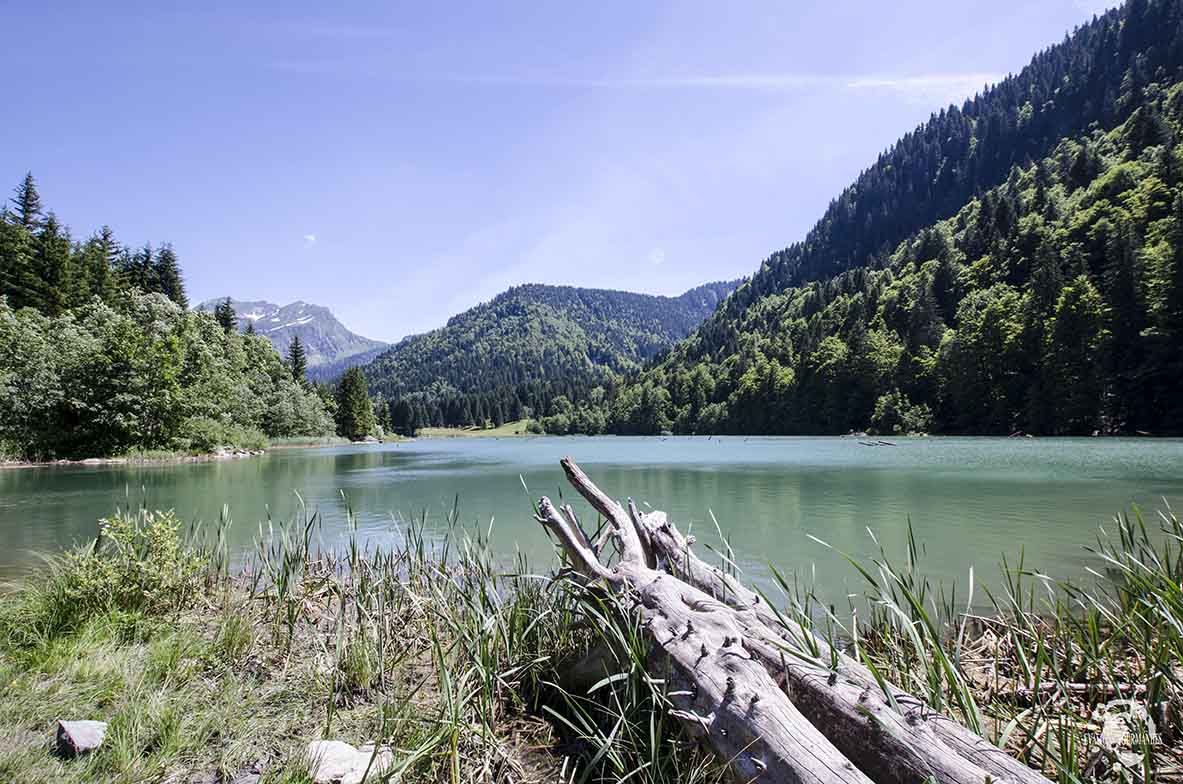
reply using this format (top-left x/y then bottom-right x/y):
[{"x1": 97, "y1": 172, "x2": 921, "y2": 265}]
[
  {"x1": 1, "y1": 510, "x2": 207, "y2": 648},
  {"x1": 870, "y1": 389, "x2": 933, "y2": 435},
  {"x1": 178, "y1": 416, "x2": 268, "y2": 453}
]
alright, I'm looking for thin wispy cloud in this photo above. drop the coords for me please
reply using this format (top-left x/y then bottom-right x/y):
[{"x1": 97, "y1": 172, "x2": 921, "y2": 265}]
[
  {"x1": 302, "y1": 234, "x2": 317, "y2": 246},
  {"x1": 847, "y1": 72, "x2": 1002, "y2": 103},
  {"x1": 271, "y1": 61, "x2": 1003, "y2": 102},
  {"x1": 452, "y1": 73, "x2": 831, "y2": 90}
]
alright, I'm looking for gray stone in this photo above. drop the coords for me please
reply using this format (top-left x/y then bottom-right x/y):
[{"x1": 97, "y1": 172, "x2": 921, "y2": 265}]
[
  {"x1": 227, "y1": 758, "x2": 265, "y2": 784},
  {"x1": 306, "y1": 740, "x2": 392, "y2": 784},
  {"x1": 55, "y1": 719, "x2": 107, "y2": 757}
]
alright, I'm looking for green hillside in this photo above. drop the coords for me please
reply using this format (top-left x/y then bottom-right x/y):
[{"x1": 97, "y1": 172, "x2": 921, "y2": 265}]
[
  {"x1": 363, "y1": 280, "x2": 739, "y2": 429},
  {"x1": 593, "y1": 0, "x2": 1183, "y2": 436}
]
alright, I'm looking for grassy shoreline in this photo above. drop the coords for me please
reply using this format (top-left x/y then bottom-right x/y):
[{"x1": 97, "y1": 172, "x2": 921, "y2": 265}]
[
  {"x1": 0, "y1": 447, "x2": 267, "y2": 471},
  {"x1": 415, "y1": 419, "x2": 539, "y2": 439},
  {"x1": 0, "y1": 434, "x2": 395, "y2": 470},
  {"x1": 1, "y1": 494, "x2": 1180, "y2": 782}
]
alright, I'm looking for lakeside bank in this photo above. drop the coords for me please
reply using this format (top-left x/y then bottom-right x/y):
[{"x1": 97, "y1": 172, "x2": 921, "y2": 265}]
[
  {"x1": 0, "y1": 460, "x2": 1179, "y2": 782},
  {"x1": 0, "y1": 436, "x2": 393, "y2": 471}
]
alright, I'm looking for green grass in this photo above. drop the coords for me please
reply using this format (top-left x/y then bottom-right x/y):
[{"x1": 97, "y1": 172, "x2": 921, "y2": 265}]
[
  {"x1": 266, "y1": 435, "x2": 354, "y2": 449},
  {"x1": 1, "y1": 492, "x2": 1180, "y2": 782},
  {"x1": 417, "y1": 419, "x2": 539, "y2": 438}
]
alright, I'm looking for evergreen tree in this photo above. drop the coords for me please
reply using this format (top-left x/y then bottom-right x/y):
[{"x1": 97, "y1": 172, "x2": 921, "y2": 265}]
[
  {"x1": 0, "y1": 210, "x2": 37, "y2": 310},
  {"x1": 1047, "y1": 275, "x2": 1110, "y2": 434},
  {"x1": 214, "y1": 298, "x2": 237, "y2": 333},
  {"x1": 81, "y1": 227, "x2": 119, "y2": 303},
  {"x1": 10, "y1": 172, "x2": 42, "y2": 231},
  {"x1": 334, "y1": 367, "x2": 375, "y2": 439},
  {"x1": 287, "y1": 334, "x2": 308, "y2": 382},
  {"x1": 153, "y1": 243, "x2": 187, "y2": 307},
  {"x1": 390, "y1": 398, "x2": 417, "y2": 436},
  {"x1": 119, "y1": 244, "x2": 155, "y2": 292},
  {"x1": 245, "y1": 321, "x2": 256, "y2": 335},
  {"x1": 34, "y1": 214, "x2": 75, "y2": 315}
]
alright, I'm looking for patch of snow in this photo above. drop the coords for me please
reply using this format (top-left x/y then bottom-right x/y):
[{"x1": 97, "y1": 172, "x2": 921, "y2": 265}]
[{"x1": 265, "y1": 315, "x2": 316, "y2": 332}]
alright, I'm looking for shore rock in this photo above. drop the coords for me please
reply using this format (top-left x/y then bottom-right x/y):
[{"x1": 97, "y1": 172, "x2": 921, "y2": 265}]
[
  {"x1": 306, "y1": 740, "x2": 392, "y2": 784},
  {"x1": 55, "y1": 719, "x2": 107, "y2": 757}
]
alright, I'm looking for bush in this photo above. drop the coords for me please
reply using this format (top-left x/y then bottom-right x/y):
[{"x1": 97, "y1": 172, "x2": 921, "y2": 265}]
[
  {"x1": 0, "y1": 292, "x2": 335, "y2": 460},
  {"x1": 870, "y1": 389, "x2": 933, "y2": 435},
  {"x1": 1, "y1": 510, "x2": 207, "y2": 648},
  {"x1": 178, "y1": 417, "x2": 267, "y2": 453}
]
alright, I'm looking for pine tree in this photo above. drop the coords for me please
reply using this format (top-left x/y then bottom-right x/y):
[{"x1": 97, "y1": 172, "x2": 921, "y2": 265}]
[
  {"x1": 153, "y1": 243, "x2": 187, "y2": 307},
  {"x1": 34, "y1": 213, "x2": 75, "y2": 315},
  {"x1": 214, "y1": 298, "x2": 237, "y2": 333},
  {"x1": 390, "y1": 398, "x2": 417, "y2": 436},
  {"x1": 287, "y1": 334, "x2": 308, "y2": 382},
  {"x1": 334, "y1": 367, "x2": 375, "y2": 439},
  {"x1": 82, "y1": 228, "x2": 119, "y2": 302},
  {"x1": 121, "y1": 244, "x2": 155, "y2": 292},
  {"x1": 11, "y1": 173, "x2": 43, "y2": 231},
  {"x1": 376, "y1": 399, "x2": 392, "y2": 432},
  {"x1": 245, "y1": 321, "x2": 256, "y2": 335},
  {"x1": 0, "y1": 209, "x2": 37, "y2": 309}
]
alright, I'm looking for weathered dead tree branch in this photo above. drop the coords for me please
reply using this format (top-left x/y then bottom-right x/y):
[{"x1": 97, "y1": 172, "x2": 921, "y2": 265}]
[{"x1": 537, "y1": 457, "x2": 1053, "y2": 784}]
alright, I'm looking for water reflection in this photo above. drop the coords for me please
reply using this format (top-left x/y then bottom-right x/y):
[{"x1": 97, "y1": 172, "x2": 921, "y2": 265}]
[{"x1": 2, "y1": 436, "x2": 1181, "y2": 609}]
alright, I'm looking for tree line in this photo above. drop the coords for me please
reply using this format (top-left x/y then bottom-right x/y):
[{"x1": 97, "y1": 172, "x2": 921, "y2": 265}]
[
  {"x1": 1, "y1": 173, "x2": 188, "y2": 314},
  {"x1": 362, "y1": 281, "x2": 739, "y2": 435},
  {"x1": 558, "y1": 71, "x2": 1183, "y2": 436},
  {"x1": 470, "y1": 0, "x2": 1183, "y2": 438},
  {"x1": 0, "y1": 176, "x2": 337, "y2": 459},
  {"x1": 364, "y1": 2, "x2": 1183, "y2": 439}
]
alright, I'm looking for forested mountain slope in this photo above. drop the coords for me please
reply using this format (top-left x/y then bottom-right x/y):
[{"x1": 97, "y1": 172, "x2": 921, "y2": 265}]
[
  {"x1": 599, "y1": 0, "x2": 1183, "y2": 436},
  {"x1": 363, "y1": 280, "x2": 739, "y2": 428},
  {"x1": 701, "y1": 0, "x2": 1183, "y2": 349}
]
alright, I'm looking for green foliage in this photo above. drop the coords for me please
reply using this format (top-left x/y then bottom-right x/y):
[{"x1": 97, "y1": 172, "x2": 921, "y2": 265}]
[
  {"x1": 870, "y1": 389, "x2": 933, "y2": 435},
  {"x1": 0, "y1": 173, "x2": 310, "y2": 459},
  {"x1": 0, "y1": 290, "x2": 334, "y2": 459},
  {"x1": 153, "y1": 244, "x2": 187, "y2": 309},
  {"x1": 0, "y1": 174, "x2": 189, "y2": 312},
  {"x1": 388, "y1": 397, "x2": 417, "y2": 436},
  {"x1": 365, "y1": 281, "x2": 739, "y2": 430},
  {"x1": 334, "y1": 366, "x2": 375, "y2": 440},
  {"x1": 214, "y1": 611, "x2": 255, "y2": 663},
  {"x1": 214, "y1": 297, "x2": 236, "y2": 333},
  {"x1": 2, "y1": 510, "x2": 206, "y2": 648},
  {"x1": 179, "y1": 417, "x2": 268, "y2": 453},
  {"x1": 10, "y1": 172, "x2": 42, "y2": 230},
  {"x1": 581, "y1": 4, "x2": 1183, "y2": 436},
  {"x1": 286, "y1": 334, "x2": 307, "y2": 383}
]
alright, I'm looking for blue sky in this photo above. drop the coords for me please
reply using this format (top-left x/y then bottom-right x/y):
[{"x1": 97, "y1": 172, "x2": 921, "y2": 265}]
[{"x1": 2, "y1": 0, "x2": 1115, "y2": 342}]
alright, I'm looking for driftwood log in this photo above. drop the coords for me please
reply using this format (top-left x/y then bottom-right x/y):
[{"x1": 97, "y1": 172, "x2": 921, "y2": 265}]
[{"x1": 536, "y1": 457, "x2": 1052, "y2": 784}]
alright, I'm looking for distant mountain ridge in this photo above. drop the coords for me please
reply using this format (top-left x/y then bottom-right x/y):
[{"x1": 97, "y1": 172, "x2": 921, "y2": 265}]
[
  {"x1": 196, "y1": 298, "x2": 386, "y2": 378},
  {"x1": 362, "y1": 280, "x2": 741, "y2": 422}
]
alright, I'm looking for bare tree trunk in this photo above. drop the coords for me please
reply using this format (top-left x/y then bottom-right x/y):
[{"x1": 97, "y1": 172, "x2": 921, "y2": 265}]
[
  {"x1": 636, "y1": 506, "x2": 1051, "y2": 784},
  {"x1": 537, "y1": 457, "x2": 1052, "y2": 784}
]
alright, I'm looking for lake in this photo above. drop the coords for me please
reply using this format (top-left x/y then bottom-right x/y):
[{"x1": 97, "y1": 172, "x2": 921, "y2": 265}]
[{"x1": 3, "y1": 436, "x2": 1182, "y2": 607}]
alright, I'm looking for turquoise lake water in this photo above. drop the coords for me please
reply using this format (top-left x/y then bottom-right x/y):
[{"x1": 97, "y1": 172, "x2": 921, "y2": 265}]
[{"x1": 3, "y1": 436, "x2": 1181, "y2": 606}]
